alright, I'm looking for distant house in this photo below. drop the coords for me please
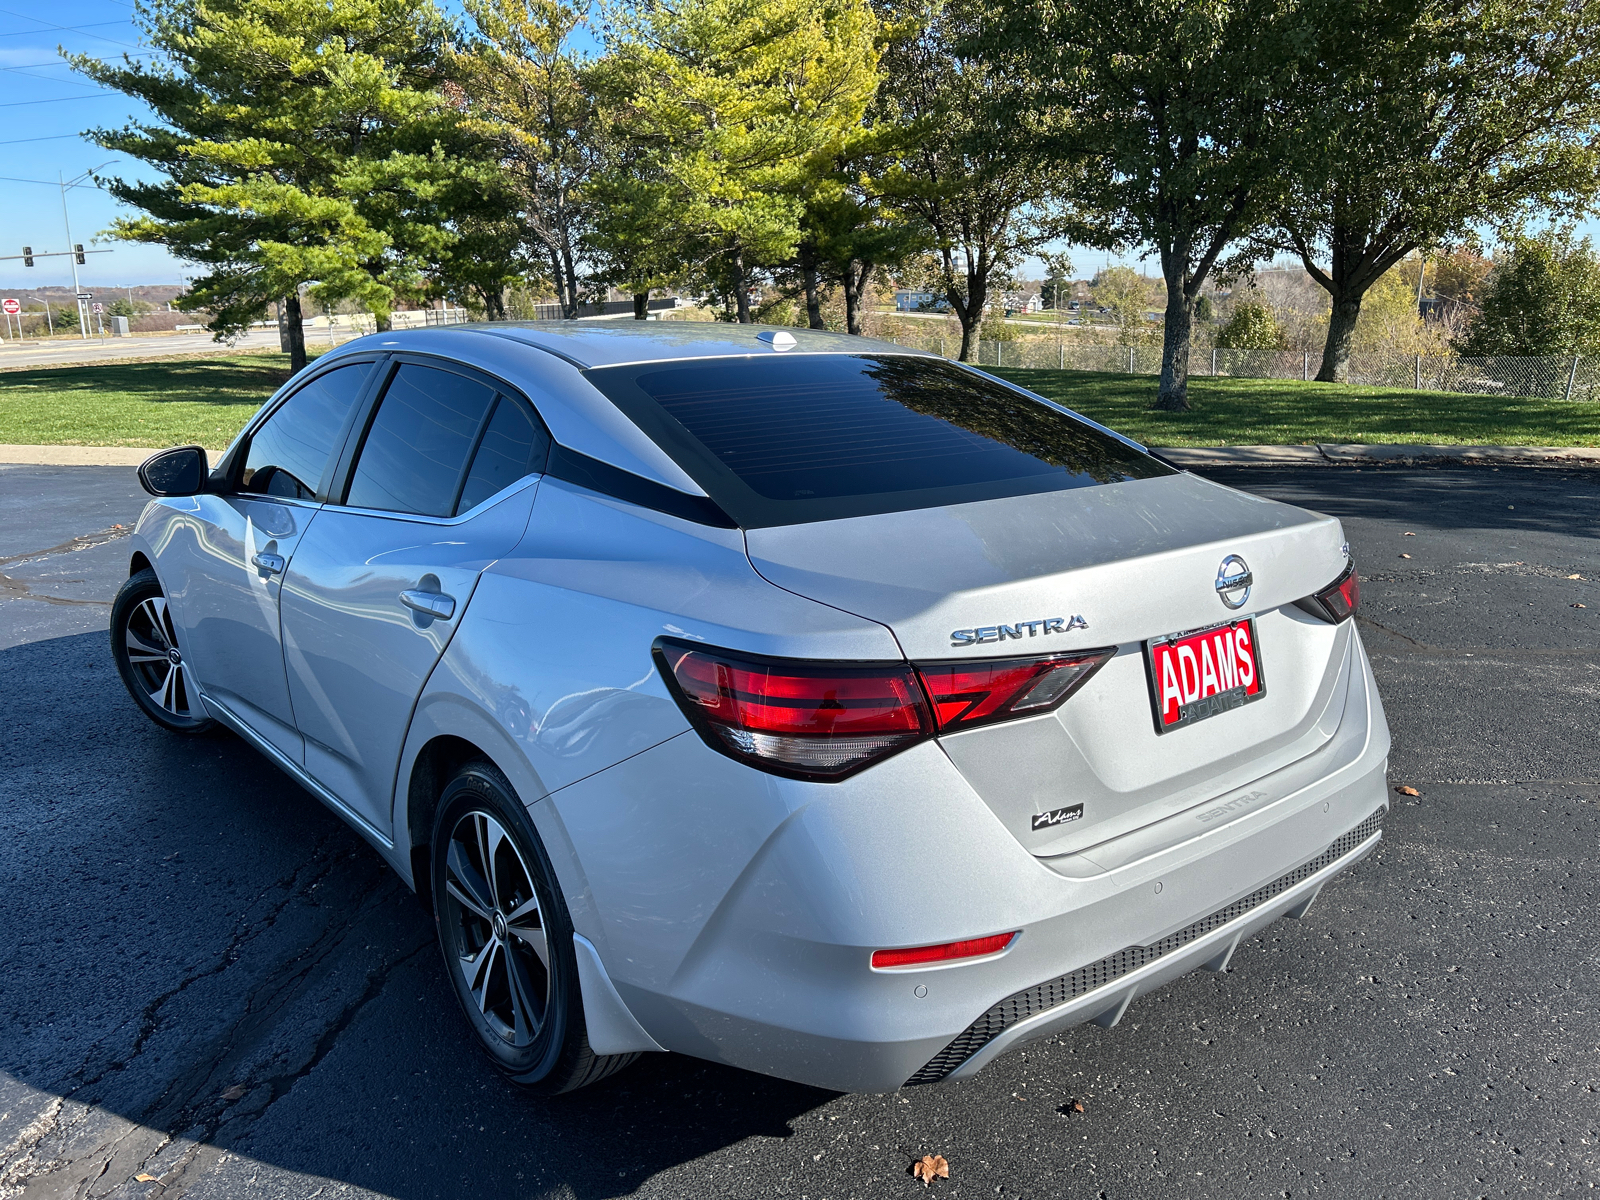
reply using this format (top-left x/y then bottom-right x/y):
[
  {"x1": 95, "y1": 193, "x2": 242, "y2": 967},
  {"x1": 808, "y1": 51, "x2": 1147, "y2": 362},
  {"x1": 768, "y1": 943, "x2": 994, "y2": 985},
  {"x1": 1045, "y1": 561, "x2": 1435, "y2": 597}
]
[
  {"x1": 895, "y1": 290, "x2": 947, "y2": 312},
  {"x1": 1000, "y1": 292, "x2": 1045, "y2": 314}
]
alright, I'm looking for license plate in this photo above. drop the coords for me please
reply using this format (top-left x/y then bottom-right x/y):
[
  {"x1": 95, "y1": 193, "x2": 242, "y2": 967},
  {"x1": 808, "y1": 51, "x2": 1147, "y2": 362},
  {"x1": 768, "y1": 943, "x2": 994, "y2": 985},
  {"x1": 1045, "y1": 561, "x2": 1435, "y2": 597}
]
[{"x1": 1145, "y1": 617, "x2": 1266, "y2": 733}]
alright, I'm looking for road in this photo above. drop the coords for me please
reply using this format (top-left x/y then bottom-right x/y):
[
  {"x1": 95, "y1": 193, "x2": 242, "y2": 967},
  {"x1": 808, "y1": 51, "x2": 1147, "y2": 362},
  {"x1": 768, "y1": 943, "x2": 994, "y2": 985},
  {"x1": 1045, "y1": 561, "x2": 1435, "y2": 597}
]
[
  {"x1": 0, "y1": 463, "x2": 1595, "y2": 1200},
  {"x1": 0, "y1": 329, "x2": 361, "y2": 371}
]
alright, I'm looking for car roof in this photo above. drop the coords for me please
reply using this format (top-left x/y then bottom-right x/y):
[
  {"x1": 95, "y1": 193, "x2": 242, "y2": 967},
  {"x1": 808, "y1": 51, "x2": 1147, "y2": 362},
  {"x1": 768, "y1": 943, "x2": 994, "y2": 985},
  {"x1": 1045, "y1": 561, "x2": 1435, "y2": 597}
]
[{"x1": 420, "y1": 320, "x2": 929, "y2": 369}]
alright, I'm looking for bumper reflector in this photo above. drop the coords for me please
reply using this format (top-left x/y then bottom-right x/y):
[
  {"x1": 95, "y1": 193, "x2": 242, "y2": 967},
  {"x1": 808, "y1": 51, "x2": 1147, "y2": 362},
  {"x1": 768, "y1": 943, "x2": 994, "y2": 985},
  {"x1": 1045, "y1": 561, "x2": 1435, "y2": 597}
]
[{"x1": 871, "y1": 931, "x2": 1018, "y2": 970}]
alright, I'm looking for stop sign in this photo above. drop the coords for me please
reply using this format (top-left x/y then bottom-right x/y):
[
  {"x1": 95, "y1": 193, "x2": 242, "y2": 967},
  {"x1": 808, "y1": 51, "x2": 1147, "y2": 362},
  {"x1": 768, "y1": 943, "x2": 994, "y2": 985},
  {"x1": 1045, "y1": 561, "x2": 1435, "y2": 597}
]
[{"x1": 1, "y1": 298, "x2": 18, "y2": 316}]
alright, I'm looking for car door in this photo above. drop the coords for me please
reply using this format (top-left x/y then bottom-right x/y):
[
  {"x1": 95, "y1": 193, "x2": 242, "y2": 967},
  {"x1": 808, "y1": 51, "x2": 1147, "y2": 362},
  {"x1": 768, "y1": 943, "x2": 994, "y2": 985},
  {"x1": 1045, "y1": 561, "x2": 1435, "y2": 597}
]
[
  {"x1": 160, "y1": 359, "x2": 376, "y2": 760},
  {"x1": 279, "y1": 357, "x2": 550, "y2": 839}
]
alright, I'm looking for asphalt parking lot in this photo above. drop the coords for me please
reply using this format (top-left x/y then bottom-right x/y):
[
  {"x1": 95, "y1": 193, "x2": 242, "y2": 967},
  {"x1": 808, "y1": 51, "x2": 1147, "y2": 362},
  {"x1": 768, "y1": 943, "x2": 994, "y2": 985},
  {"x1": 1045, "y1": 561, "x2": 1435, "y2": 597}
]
[{"x1": 1, "y1": 462, "x2": 1595, "y2": 1200}]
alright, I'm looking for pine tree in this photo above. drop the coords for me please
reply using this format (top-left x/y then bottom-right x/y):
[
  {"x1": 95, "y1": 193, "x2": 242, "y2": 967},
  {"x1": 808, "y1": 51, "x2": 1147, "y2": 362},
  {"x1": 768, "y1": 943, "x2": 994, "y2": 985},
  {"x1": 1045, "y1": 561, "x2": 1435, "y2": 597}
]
[{"x1": 77, "y1": 0, "x2": 462, "y2": 370}]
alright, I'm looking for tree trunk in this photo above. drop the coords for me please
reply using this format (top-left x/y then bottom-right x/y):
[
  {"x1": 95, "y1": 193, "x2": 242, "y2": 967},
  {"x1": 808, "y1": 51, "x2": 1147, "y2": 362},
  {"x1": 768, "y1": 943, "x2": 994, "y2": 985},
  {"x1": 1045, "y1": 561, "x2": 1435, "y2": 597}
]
[
  {"x1": 281, "y1": 293, "x2": 306, "y2": 374},
  {"x1": 633, "y1": 292, "x2": 648, "y2": 320},
  {"x1": 1155, "y1": 279, "x2": 1195, "y2": 411},
  {"x1": 1316, "y1": 295, "x2": 1363, "y2": 382},
  {"x1": 801, "y1": 248, "x2": 824, "y2": 329},
  {"x1": 560, "y1": 242, "x2": 581, "y2": 320},
  {"x1": 732, "y1": 246, "x2": 752, "y2": 323},
  {"x1": 375, "y1": 311, "x2": 392, "y2": 333},
  {"x1": 477, "y1": 285, "x2": 506, "y2": 321},
  {"x1": 844, "y1": 262, "x2": 872, "y2": 336}
]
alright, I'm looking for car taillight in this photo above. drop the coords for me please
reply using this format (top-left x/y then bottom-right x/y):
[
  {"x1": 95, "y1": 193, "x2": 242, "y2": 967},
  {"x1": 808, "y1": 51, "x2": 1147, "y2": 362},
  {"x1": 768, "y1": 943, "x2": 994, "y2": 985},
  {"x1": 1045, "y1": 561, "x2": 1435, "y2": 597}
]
[
  {"x1": 655, "y1": 639, "x2": 1114, "y2": 780},
  {"x1": 1298, "y1": 561, "x2": 1360, "y2": 623},
  {"x1": 871, "y1": 931, "x2": 1018, "y2": 969},
  {"x1": 915, "y1": 650, "x2": 1115, "y2": 733},
  {"x1": 654, "y1": 639, "x2": 933, "y2": 780}
]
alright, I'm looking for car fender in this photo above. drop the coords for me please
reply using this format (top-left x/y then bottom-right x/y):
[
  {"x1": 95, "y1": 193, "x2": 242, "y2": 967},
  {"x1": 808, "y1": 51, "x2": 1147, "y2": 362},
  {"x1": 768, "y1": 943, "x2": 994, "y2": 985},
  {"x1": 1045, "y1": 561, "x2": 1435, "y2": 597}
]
[{"x1": 391, "y1": 675, "x2": 616, "y2": 955}]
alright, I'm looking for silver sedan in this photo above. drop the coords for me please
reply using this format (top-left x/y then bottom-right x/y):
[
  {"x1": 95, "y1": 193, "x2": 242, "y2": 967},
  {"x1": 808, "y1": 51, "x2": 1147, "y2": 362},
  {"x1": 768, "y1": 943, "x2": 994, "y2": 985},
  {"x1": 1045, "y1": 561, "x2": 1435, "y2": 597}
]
[{"x1": 114, "y1": 323, "x2": 1388, "y2": 1094}]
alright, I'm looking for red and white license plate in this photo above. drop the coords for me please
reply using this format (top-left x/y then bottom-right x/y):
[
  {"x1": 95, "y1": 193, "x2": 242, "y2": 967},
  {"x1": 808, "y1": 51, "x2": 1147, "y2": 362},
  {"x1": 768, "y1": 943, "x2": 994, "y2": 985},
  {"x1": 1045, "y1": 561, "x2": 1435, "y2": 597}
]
[{"x1": 1145, "y1": 617, "x2": 1266, "y2": 733}]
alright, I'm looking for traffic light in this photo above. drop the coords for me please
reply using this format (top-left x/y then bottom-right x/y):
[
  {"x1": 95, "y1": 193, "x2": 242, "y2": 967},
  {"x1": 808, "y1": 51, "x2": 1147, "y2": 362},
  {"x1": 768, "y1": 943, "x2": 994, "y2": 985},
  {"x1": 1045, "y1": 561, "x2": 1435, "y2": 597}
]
[
  {"x1": 74, "y1": 244, "x2": 86, "y2": 265},
  {"x1": 22, "y1": 247, "x2": 33, "y2": 267}
]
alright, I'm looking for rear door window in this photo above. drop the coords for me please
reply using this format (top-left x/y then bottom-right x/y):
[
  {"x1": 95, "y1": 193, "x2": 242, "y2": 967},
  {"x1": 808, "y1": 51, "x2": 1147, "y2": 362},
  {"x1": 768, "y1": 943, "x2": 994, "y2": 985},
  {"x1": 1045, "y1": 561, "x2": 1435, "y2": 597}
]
[
  {"x1": 241, "y1": 362, "x2": 371, "y2": 500},
  {"x1": 584, "y1": 354, "x2": 1171, "y2": 527},
  {"x1": 345, "y1": 363, "x2": 497, "y2": 517},
  {"x1": 456, "y1": 396, "x2": 551, "y2": 513}
]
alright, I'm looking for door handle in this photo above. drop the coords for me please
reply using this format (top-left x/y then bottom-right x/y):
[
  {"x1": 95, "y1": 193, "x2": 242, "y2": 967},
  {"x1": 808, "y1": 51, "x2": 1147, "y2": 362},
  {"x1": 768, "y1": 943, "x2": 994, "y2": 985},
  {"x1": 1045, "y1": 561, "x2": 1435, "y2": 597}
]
[
  {"x1": 251, "y1": 552, "x2": 286, "y2": 575},
  {"x1": 400, "y1": 589, "x2": 456, "y2": 620}
]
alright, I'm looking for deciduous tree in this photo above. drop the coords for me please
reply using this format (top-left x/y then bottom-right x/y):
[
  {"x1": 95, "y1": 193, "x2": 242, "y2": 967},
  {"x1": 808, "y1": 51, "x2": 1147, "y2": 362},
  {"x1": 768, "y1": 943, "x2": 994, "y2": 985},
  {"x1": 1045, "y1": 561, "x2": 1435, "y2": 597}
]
[
  {"x1": 1270, "y1": 0, "x2": 1600, "y2": 381},
  {"x1": 877, "y1": 0, "x2": 1065, "y2": 361},
  {"x1": 1457, "y1": 229, "x2": 1600, "y2": 357},
  {"x1": 983, "y1": 0, "x2": 1315, "y2": 408},
  {"x1": 603, "y1": 0, "x2": 880, "y2": 322},
  {"x1": 453, "y1": 0, "x2": 601, "y2": 319}
]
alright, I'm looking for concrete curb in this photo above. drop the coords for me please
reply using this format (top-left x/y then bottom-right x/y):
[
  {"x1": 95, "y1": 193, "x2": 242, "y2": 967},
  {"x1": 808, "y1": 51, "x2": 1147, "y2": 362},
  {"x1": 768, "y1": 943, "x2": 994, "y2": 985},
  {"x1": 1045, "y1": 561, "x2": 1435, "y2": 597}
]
[{"x1": 1155, "y1": 443, "x2": 1600, "y2": 468}]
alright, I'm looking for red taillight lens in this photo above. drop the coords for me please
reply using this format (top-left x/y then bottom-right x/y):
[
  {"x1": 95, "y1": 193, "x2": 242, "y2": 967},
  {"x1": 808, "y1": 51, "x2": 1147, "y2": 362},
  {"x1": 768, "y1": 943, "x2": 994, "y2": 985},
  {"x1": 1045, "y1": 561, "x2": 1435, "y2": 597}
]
[
  {"x1": 655, "y1": 639, "x2": 933, "y2": 780},
  {"x1": 914, "y1": 650, "x2": 1115, "y2": 733},
  {"x1": 1301, "y1": 561, "x2": 1360, "y2": 623},
  {"x1": 871, "y1": 931, "x2": 1018, "y2": 969}
]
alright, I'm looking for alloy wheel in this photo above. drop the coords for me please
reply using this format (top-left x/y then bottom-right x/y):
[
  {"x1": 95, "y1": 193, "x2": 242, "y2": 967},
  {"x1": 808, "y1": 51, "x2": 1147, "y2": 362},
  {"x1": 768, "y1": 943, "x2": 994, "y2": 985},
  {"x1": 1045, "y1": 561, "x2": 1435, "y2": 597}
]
[
  {"x1": 442, "y1": 810, "x2": 551, "y2": 1047},
  {"x1": 123, "y1": 595, "x2": 198, "y2": 720}
]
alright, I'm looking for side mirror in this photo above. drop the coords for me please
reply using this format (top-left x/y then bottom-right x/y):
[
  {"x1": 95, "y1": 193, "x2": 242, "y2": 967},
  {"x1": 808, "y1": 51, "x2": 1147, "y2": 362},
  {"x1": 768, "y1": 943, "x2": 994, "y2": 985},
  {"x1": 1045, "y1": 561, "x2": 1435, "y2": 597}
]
[{"x1": 138, "y1": 445, "x2": 209, "y2": 497}]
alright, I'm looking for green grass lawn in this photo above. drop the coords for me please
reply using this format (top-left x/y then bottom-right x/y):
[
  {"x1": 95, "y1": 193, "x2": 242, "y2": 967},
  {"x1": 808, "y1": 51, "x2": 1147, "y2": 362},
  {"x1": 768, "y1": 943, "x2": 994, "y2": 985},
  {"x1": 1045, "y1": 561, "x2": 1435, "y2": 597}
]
[
  {"x1": 0, "y1": 353, "x2": 299, "y2": 449},
  {"x1": 0, "y1": 353, "x2": 1595, "y2": 449},
  {"x1": 993, "y1": 368, "x2": 1600, "y2": 447}
]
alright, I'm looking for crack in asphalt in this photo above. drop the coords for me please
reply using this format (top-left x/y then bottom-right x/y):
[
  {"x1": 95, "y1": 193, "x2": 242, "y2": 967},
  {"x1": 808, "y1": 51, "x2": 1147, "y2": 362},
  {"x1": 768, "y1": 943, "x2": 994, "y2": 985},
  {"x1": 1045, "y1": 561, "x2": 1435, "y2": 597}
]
[
  {"x1": 0, "y1": 527, "x2": 130, "y2": 608},
  {"x1": 5, "y1": 835, "x2": 431, "y2": 1198},
  {"x1": 0, "y1": 529, "x2": 131, "y2": 571}
]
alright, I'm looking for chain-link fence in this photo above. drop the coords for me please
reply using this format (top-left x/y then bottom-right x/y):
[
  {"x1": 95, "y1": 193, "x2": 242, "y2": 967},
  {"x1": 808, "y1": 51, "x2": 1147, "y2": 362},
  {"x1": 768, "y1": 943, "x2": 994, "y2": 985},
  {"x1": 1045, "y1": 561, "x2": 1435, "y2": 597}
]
[{"x1": 871, "y1": 332, "x2": 1600, "y2": 400}]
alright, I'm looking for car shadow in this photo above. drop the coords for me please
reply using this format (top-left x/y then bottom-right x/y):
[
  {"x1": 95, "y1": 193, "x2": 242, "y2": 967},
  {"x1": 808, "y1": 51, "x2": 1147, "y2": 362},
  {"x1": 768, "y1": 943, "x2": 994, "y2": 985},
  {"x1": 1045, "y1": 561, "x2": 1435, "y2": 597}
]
[
  {"x1": 0, "y1": 630, "x2": 831, "y2": 1200},
  {"x1": 1197, "y1": 462, "x2": 1600, "y2": 541}
]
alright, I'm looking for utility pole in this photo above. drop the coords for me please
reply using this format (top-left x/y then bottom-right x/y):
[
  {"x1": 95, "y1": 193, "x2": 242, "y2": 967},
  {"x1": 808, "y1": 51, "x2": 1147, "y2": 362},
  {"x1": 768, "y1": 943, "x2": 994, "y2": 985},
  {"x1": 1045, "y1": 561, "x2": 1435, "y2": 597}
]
[{"x1": 59, "y1": 172, "x2": 88, "y2": 339}]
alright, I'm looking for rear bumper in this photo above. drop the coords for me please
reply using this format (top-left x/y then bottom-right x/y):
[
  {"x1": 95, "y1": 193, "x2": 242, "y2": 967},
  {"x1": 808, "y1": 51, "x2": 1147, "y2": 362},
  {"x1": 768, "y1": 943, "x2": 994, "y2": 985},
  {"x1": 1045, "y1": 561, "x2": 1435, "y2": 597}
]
[
  {"x1": 936, "y1": 807, "x2": 1382, "y2": 1082},
  {"x1": 548, "y1": 628, "x2": 1391, "y2": 1093}
]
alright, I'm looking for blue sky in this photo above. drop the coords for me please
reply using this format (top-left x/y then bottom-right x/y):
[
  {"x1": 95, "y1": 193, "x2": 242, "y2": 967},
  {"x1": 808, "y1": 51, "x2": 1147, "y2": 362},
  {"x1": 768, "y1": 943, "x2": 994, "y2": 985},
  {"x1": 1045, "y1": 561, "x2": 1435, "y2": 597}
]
[{"x1": 0, "y1": 0, "x2": 176, "y2": 289}]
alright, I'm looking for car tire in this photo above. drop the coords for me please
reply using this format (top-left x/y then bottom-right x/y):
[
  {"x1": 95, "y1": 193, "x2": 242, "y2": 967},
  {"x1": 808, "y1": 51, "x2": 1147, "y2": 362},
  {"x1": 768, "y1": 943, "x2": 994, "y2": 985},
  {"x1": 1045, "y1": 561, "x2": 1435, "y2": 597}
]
[
  {"x1": 431, "y1": 760, "x2": 637, "y2": 1094},
  {"x1": 110, "y1": 568, "x2": 217, "y2": 735}
]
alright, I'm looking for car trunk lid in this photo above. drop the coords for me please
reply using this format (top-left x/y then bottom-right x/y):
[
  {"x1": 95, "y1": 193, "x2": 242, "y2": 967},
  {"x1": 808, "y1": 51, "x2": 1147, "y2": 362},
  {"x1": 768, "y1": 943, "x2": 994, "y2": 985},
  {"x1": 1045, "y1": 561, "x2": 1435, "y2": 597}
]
[{"x1": 744, "y1": 472, "x2": 1355, "y2": 857}]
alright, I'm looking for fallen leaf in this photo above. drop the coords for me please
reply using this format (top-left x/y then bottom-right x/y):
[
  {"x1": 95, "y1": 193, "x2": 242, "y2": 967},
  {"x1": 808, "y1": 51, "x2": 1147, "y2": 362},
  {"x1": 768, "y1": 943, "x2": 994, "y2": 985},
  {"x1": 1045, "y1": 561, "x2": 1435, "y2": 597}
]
[
  {"x1": 912, "y1": 1154, "x2": 949, "y2": 1187},
  {"x1": 1403, "y1": 531, "x2": 1415, "y2": 536},
  {"x1": 221, "y1": 1084, "x2": 247, "y2": 1101},
  {"x1": 1508, "y1": 505, "x2": 1515, "y2": 510},
  {"x1": 1400, "y1": 553, "x2": 1411, "y2": 559},
  {"x1": 1569, "y1": 574, "x2": 1584, "y2": 579},
  {"x1": 134, "y1": 1174, "x2": 159, "y2": 1183},
  {"x1": 1396, "y1": 786, "x2": 1420, "y2": 796},
  {"x1": 1574, "y1": 603, "x2": 1587, "y2": 609},
  {"x1": 1073, "y1": 1100, "x2": 1086, "y2": 1113}
]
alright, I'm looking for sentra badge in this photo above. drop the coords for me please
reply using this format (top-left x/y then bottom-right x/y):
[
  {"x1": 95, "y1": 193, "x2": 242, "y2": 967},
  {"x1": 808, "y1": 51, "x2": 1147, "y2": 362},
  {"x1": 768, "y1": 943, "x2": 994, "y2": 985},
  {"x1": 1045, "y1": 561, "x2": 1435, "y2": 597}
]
[
  {"x1": 1032, "y1": 804, "x2": 1084, "y2": 830},
  {"x1": 950, "y1": 614, "x2": 1087, "y2": 647}
]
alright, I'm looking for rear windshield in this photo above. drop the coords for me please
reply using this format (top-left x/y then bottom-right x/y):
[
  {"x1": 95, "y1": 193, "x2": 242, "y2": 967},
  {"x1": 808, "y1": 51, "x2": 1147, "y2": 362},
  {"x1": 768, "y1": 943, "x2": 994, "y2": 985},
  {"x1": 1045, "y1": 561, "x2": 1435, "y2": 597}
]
[{"x1": 585, "y1": 354, "x2": 1171, "y2": 527}]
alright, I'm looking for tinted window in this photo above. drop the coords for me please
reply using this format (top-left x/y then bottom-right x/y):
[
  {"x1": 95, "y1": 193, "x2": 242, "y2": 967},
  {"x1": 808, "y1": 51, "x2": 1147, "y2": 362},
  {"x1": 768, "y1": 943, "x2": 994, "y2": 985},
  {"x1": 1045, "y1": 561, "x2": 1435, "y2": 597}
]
[
  {"x1": 241, "y1": 363, "x2": 371, "y2": 499},
  {"x1": 455, "y1": 396, "x2": 549, "y2": 514},
  {"x1": 585, "y1": 355, "x2": 1171, "y2": 527},
  {"x1": 346, "y1": 364, "x2": 496, "y2": 516}
]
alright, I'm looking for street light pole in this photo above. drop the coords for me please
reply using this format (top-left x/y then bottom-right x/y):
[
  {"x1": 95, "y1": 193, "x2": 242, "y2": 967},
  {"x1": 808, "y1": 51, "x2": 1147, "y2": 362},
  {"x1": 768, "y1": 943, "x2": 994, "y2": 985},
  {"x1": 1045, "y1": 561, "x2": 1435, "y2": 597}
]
[{"x1": 58, "y1": 171, "x2": 87, "y2": 339}]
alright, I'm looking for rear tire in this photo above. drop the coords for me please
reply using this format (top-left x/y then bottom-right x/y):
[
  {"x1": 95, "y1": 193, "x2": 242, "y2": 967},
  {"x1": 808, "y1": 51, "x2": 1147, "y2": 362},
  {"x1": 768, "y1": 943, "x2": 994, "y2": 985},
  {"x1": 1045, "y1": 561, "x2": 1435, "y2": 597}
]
[
  {"x1": 430, "y1": 760, "x2": 637, "y2": 1094},
  {"x1": 110, "y1": 568, "x2": 216, "y2": 735}
]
